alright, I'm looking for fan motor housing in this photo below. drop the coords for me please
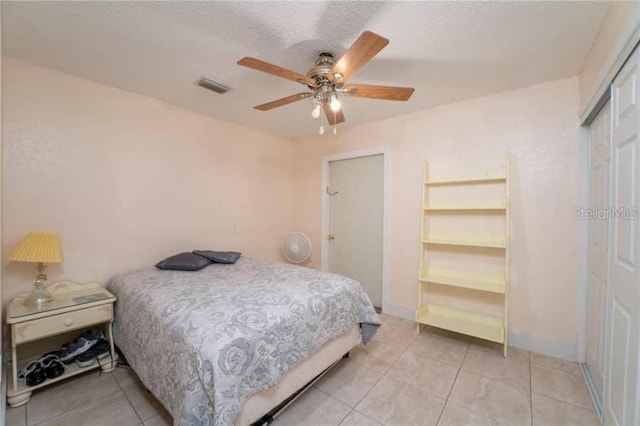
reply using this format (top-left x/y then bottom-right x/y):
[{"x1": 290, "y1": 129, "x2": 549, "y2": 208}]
[{"x1": 307, "y1": 52, "x2": 336, "y2": 82}]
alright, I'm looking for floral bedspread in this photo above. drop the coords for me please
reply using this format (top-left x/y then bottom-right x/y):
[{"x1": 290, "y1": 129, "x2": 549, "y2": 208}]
[{"x1": 107, "y1": 257, "x2": 379, "y2": 425}]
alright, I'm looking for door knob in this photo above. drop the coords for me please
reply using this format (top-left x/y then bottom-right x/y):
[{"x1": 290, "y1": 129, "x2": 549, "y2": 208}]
[{"x1": 328, "y1": 234, "x2": 335, "y2": 240}]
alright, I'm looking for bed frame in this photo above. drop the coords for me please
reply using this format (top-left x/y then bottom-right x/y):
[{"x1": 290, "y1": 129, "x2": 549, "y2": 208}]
[{"x1": 238, "y1": 325, "x2": 361, "y2": 426}]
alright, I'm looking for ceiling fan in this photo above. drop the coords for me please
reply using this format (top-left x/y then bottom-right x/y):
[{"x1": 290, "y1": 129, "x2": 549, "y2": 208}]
[{"x1": 237, "y1": 31, "x2": 415, "y2": 126}]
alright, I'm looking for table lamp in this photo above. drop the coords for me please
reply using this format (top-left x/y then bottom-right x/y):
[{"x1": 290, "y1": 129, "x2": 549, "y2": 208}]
[{"x1": 8, "y1": 232, "x2": 64, "y2": 306}]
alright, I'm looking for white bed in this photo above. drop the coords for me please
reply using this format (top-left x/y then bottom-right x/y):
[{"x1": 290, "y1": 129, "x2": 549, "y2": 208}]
[{"x1": 107, "y1": 257, "x2": 379, "y2": 425}]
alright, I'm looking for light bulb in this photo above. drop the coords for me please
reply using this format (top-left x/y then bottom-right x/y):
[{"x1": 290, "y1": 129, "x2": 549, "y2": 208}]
[
  {"x1": 311, "y1": 104, "x2": 321, "y2": 119},
  {"x1": 319, "y1": 126, "x2": 325, "y2": 135},
  {"x1": 333, "y1": 127, "x2": 337, "y2": 135},
  {"x1": 329, "y1": 94, "x2": 341, "y2": 112}
]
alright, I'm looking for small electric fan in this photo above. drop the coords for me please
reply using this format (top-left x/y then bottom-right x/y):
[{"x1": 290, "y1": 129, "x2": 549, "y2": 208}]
[{"x1": 281, "y1": 232, "x2": 312, "y2": 264}]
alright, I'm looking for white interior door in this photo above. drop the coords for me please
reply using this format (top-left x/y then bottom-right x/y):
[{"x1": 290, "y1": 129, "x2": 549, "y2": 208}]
[
  {"x1": 604, "y1": 47, "x2": 640, "y2": 426},
  {"x1": 328, "y1": 154, "x2": 383, "y2": 307},
  {"x1": 586, "y1": 99, "x2": 611, "y2": 403}
]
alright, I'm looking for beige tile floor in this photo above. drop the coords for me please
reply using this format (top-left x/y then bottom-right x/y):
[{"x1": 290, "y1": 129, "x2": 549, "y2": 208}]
[{"x1": 6, "y1": 314, "x2": 600, "y2": 426}]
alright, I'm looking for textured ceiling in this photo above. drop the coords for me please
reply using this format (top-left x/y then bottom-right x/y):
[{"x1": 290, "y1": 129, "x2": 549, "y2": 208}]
[{"x1": 3, "y1": 1, "x2": 608, "y2": 139}]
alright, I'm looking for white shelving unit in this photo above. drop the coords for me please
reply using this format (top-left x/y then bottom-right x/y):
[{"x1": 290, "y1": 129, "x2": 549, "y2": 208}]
[{"x1": 416, "y1": 154, "x2": 510, "y2": 357}]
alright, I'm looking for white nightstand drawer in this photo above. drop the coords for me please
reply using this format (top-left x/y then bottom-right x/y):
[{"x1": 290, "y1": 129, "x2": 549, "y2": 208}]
[{"x1": 13, "y1": 304, "x2": 112, "y2": 344}]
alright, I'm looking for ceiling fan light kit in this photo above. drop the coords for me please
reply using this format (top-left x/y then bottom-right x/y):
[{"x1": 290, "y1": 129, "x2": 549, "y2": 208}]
[
  {"x1": 311, "y1": 103, "x2": 322, "y2": 118},
  {"x1": 329, "y1": 93, "x2": 341, "y2": 112},
  {"x1": 237, "y1": 31, "x2": 415, "y2": 131}
]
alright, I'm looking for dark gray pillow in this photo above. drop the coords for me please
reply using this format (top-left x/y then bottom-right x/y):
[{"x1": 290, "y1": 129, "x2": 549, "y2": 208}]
[
  {"x1": 193, "y1": 250, "x2": 242, "y2": 264},
  {"x1": 155, "y1": 252, "x2": 213, "y2": 271}
]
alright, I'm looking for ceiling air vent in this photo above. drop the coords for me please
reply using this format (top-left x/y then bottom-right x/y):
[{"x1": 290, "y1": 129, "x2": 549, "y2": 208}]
[{"x1": 197, "y1": 78, "x2": 230, "y2": 94}]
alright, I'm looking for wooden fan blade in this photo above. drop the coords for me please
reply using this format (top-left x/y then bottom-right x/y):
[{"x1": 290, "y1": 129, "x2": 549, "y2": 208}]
[
  {"x1": 343, "y1": 84, "x2": 415, "y2": 101},
  {"x1": 254, "y1": 92, "x2": 313, "y2": 111},
  {"x1": 238, "y1": 57, "x2": 314, "y2": 86},
  {"x1": 330, "y1": 31, "x2": 389, "y2": 83},
  {"x1": 323, "y1": 102, "x2": 345, "y2": 125}
]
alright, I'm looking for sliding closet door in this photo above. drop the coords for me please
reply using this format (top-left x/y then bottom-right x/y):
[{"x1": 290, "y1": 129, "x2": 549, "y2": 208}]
[
  {"x1": 604, "y1": 46, "x2": 640, "y2": 426},
  {"x1": 586, "y1": 99, "x2": 611, "y2": 404}
]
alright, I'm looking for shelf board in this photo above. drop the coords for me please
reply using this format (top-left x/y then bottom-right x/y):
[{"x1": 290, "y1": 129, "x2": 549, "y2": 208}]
[
  {"x1": 9, "y1": 355, "x2": 116, "y2": 397},
  {"x1": 419, "y1": 269, "x2": 506, "y2": 294},
  {"x1": 416, "y1": 303, "x2": 504, "y2": 343},
  {"x1": 424, "y1": 170, "x2": 507, "y2": 186},
  {"x1": 423, "y1": 199, "x2": 506, "y2": 211},
  {"x1": 422, "y1": 232, "x2": 506, "y2": 248}
]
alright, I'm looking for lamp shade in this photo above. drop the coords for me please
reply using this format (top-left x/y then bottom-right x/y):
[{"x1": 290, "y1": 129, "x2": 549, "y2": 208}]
[{"x1": 8, "y1": 232, "x2": 64, "y2": 264}]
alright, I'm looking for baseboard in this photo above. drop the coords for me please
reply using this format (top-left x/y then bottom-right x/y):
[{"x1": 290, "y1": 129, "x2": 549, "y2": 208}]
[
  {"x1": 381, "y1": 304, "x2": 577, "y2": 361},
  {"x1": 580, "y1": 363, "x2": 604, "y2": 422},
  {"x1": 507, "y1": 330, "x2": 577, "y2": 361},
  {"x1": 381, "y1": 303, "x2": 415, "y2": 321}
]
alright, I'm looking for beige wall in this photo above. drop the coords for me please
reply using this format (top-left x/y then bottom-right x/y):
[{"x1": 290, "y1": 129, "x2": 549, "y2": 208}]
[
  {"x1": 293, "y1": 77, "x2": 580, "y2": 356},
  {"x1": 579, "y1": 1, "x2": 640, "y2": 115},
  {"x1": 2, "y1": 58, "x2": 295, "y2": 304},
  {"x1": 2, "y1": 57, "x2": 585, "y2": 357}
]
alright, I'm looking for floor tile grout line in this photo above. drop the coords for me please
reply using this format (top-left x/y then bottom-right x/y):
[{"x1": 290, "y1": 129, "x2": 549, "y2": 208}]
[
  {"x1": 316, "y1": 321, "x2": 417, "y2": 425},
  {"x1": 529, "y1": 359, "x2": 597, "y2": 415},
  {"x1": 435, "y1": 339, "x2": 470, "y2": 425},
  {"x1": 339, "y1": 323, "x2": 419, "y2": 421},
  {"x1": 337, "y1": 407, "x2": 355, "y2": 425},
  {"x1": 529, "y1": 359, "x2": 583, "y2": 375},
  {"x1": 450, "y1": 355, "x2": 533, "y2": 392},
  {"x1": 336, "y1": 407, "x2": 383, "y2": 426},
  {"x1": 436, "y1": 401, "x2": 451, "y2": 426},
  {"x1": 380, "y1": 326, "x2": 501, "y2": 411},
  {"x1": 315, "y1": 322, "x2": 417, "y2": 413},
  {"x1": 27, "y1": 403, "x2": 72, "y2": 426},
  {"x1": 109, "y1": 368, "x2": 157, "y2": 423},
  {"x1": 530, "y1": 350, "x2": 534, "y2": 426},
  {"x1": 113, "y1": 365, "x2": 141, "y2": 391},
  {"x1": 401, "y1": 330, "x2": 471, "y2": 369},
  {"x1": 355, "y1": 409, "x2": 383, "y2": 425},
  {"x1": 313, "y1": 386, "x2": 359, "y2": 419},
  {"x1": 22, "y1": 370, "x2": 128, "y2": 426},
  {"x1": 530, "y1": 390, "x2": 598, "y2": 413},
  {"x1": 316, "y1": 367, "x2": 383, "y2": 426},
  {"x1": 529, "y1": 355, "x2": 583, "y2": 376},
  {"x1": 26, "y1": 390, "x2": 128, "y2": 426},
  {"x1": 119, "y1": 380, "x2": 146, "y2": 425},
  {"x1": 349, "y1": 329, "x2": 416, "y2": 409}
]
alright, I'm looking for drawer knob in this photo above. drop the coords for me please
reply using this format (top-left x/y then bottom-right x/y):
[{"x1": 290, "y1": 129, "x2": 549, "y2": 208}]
[{"x1": 63, "y1": 318, "x2": 74, "y2": 327}]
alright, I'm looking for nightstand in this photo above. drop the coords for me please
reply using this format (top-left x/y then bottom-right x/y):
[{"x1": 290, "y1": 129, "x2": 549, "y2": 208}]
[{"x1": 6, "y1": 281, "x2": 117, "y2": 407}]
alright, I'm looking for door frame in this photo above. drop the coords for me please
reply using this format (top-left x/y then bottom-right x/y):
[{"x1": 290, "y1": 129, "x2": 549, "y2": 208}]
[
  {"x1": 578, "y1": 90, "x2": 611, "y2": 363},
  {"x1": 321, "y1": 146, "x2": 390, "y2": 312},
  {"x1": 577, "y1": 94, "x2": 611, "y2": 421},
  {"x1": 578, "y1": 6, "x2": 640, "y2": 123},
  {"x1": 577, "y1": 8, "x2": 640, "y2": 415},
  {"x1": 578, "y1": 3, "x2": 640, "y2": 362}
]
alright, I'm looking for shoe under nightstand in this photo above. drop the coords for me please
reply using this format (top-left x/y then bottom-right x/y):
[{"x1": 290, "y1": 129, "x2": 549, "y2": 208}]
[{"x1": 6, "y1": 281, "x2": 117, "y2": 407}]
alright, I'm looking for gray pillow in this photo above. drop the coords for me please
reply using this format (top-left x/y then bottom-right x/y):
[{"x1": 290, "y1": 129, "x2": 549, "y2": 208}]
[
  {"x1": 192, "y1": 250, "x2": 242, "y2": 264},
  {"x1": 155, "y1": 252, "x2": 213, "y2": 271}
]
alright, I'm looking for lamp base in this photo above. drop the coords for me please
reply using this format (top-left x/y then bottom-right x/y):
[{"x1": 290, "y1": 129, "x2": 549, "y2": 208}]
[
  {"x1": 22, "y1": 287, "x2": 54, "y2": 306},
  {"x1": 22, "y1": 265, "x2": 55, "y2": 307}
]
